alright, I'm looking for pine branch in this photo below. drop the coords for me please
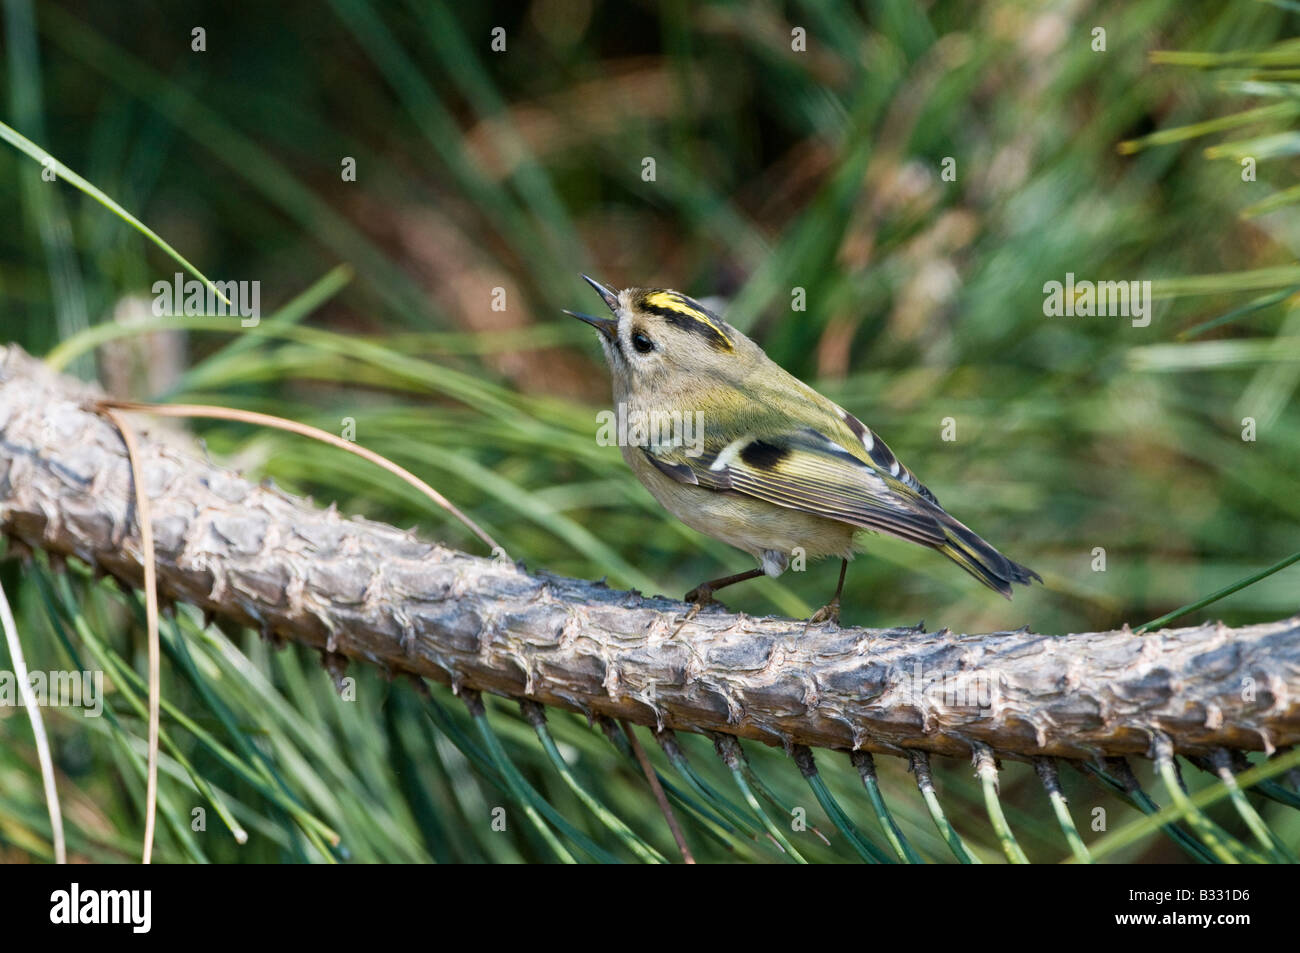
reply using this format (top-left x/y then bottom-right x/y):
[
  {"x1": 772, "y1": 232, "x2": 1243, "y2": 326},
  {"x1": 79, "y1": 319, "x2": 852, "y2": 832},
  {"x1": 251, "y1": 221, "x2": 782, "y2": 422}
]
[{"x1": 2, "y1": 344, "x2": 1297, "y2": 761}]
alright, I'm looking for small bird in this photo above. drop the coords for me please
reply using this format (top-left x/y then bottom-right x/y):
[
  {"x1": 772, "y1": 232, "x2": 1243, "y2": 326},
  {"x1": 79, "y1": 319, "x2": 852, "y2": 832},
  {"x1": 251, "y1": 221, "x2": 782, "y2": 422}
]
[{"x1": 567, "y1": 275, "x2": 1040, "y2": 622}]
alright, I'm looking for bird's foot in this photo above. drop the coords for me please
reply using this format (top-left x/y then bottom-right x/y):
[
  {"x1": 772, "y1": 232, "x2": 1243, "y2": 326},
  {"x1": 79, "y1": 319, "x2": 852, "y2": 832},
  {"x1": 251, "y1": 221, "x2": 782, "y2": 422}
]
[
  {"x1": 683, "y1": 583, "x2": 716, "y2": 606},
  {"x1": 671, "y1": 585, "x2": 717, "y2": 638},
  {"x1": 803, "y1": 599, "x2": 841, "y2": 634},
  {"x1": 809, "y1": 599, "x2": 840, "y2": 625}
]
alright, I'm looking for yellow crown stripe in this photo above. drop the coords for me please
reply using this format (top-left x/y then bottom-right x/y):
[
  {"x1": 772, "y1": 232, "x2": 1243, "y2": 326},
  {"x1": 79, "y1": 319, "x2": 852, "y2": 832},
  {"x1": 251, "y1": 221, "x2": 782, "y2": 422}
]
[{"x1": 643, "y1": 291, "x2": 734, "y2": 348}]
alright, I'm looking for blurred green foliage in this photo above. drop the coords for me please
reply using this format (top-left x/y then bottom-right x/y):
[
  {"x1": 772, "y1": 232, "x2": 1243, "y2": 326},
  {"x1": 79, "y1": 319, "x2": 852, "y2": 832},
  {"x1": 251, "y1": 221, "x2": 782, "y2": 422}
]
[{"x1": 1, "y1": 0, "x2": 1298, "y2": 863}]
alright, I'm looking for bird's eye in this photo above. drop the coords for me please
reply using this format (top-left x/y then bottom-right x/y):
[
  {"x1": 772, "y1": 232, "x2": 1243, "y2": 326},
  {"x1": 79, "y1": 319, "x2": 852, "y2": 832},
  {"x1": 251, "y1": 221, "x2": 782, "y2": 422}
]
[{"x1": 631, "y1": 331, "x2": 655, "y2": 353}]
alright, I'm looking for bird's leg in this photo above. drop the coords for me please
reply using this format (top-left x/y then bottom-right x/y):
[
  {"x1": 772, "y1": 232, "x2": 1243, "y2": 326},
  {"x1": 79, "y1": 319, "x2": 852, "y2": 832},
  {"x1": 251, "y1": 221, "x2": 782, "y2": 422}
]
[
  {"x1": 807, "y1": 558, "x2": 849, "y2": 627},
  {"x1": 673, "y1": 567, "x2": 765, "y2": 638},
  {"x1": 684, "y1": 567, "x2": 765, "y2": 607}
]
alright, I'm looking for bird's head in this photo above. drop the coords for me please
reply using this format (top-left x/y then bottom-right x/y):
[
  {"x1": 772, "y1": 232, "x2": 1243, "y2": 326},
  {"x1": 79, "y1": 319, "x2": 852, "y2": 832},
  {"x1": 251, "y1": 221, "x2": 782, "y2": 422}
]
[{"x1": 566, "y1": 276, "x2": 753, "y2": 401}]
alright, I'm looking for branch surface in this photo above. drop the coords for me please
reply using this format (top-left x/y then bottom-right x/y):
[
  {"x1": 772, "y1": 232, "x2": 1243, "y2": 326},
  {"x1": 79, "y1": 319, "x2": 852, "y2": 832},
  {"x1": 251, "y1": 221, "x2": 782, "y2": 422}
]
[{"x1": 2, "y1": 344, "x2": 1297, "y2": 760}]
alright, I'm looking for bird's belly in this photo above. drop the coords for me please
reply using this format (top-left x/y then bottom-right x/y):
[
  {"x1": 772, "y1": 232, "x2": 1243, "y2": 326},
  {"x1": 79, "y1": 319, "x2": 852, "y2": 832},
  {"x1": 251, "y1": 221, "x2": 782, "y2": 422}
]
[{"x1": 625, "y1": 447, "x2": 856, "y2": 563}]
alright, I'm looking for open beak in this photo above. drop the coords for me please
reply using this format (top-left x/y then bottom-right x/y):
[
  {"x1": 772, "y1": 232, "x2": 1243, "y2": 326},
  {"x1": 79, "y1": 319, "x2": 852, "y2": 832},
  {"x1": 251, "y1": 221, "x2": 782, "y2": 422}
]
[
  {"x1": 564, "y1": 309, "x2": 618, "y2": 341},
  {"x1": 581, "y1": 274, "x2": 621, "y2": 312},
  {"x1": 565, "y1": 275, "x2": 620, "y2": 341}
]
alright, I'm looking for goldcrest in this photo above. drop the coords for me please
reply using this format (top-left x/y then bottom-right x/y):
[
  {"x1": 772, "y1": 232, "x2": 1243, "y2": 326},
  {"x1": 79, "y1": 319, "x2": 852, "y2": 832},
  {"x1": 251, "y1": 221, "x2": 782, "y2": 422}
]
[{"x1": 567, "y1": 276, "x2": 1039, "y2": 620}]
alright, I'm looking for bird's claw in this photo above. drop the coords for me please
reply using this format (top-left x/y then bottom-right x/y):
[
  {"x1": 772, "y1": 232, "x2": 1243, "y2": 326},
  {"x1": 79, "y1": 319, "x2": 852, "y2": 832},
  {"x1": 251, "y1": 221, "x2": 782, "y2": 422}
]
[
  {"x1": 806, "y1": 599, "x2": 841, "y2": 627},
  {"x1": 670, "y1": 585, "x2": 722, "y2": 638},
  {"x1": 683, "y1": 584, "x2": 715, "y2": 607},
  {"x1": 670, "y1": 601, "x2": 705, "y2": 639}
]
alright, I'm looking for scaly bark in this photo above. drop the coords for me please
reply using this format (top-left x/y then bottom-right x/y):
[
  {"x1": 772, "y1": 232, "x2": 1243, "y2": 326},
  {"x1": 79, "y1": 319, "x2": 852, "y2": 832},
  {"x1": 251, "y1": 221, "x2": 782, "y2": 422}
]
[{"x1": 2, "y1": 344, "x2": 1297, "y2": 760}]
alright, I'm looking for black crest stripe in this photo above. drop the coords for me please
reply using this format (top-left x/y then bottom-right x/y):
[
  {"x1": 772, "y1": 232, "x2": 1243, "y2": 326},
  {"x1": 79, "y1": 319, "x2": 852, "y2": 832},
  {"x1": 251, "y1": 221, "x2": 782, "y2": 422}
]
[{"x1": 637, "y1": 292, "x2": 734, "y2": 351}]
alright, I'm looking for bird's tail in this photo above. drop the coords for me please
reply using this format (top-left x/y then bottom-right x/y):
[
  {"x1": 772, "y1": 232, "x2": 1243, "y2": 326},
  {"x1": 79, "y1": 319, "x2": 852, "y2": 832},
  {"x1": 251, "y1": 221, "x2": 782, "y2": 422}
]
[{"x1": 934, "y1": 513, "x2": 1041, "y2": 599}]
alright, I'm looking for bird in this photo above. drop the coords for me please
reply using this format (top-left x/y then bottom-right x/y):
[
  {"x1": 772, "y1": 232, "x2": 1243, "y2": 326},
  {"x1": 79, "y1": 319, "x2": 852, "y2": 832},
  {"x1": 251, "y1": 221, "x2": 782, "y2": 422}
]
[{"x1": 566, "y1": 275, "x2": 1040, "y2": 622}]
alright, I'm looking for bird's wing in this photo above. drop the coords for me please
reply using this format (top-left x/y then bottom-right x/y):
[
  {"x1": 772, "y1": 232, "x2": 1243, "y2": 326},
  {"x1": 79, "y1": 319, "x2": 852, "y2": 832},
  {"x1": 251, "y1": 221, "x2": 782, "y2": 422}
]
[{"x1": 642, "y1": 426, "x2": 948, "y2": 547}]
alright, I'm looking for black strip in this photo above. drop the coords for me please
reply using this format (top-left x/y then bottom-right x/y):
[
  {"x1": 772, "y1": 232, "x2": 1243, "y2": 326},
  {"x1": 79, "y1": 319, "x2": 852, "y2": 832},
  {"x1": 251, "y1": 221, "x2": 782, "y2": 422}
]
[
  {"x1": 739, "y1": 439, "x2": 789, "y2": 469},
  {"x1": 638, "y1": 296, "x2": 734, "y2": 351}
]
